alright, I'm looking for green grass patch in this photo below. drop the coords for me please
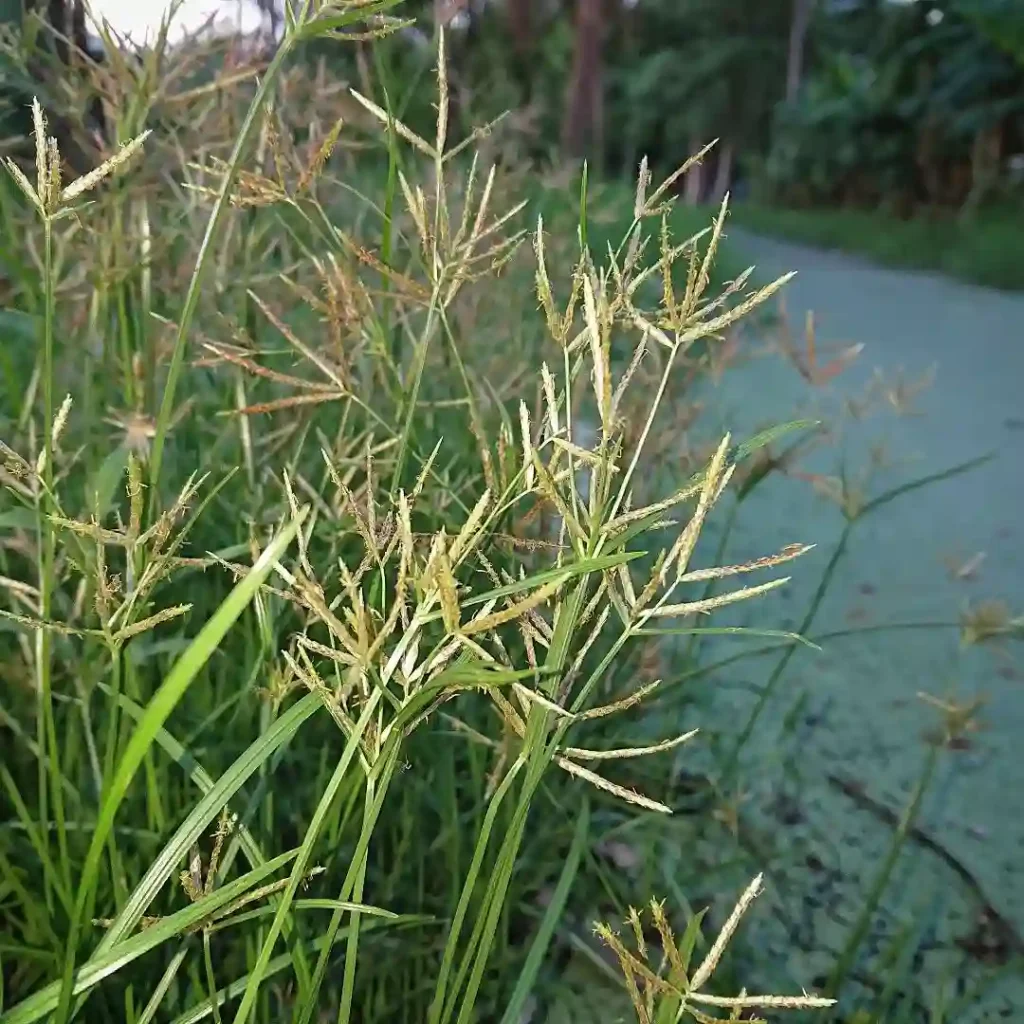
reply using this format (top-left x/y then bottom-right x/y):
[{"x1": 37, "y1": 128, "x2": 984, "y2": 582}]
[{"x1": 729, "y1": 202, "x2": 1024, "y2": 292}]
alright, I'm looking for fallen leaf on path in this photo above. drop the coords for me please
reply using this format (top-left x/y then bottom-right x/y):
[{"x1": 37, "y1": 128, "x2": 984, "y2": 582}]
[{"x1": 943, "y1": 550, "x2": 986, "y2": 582}]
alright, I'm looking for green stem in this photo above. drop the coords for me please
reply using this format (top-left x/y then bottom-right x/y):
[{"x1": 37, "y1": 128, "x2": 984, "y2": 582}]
[
  {"x1": 370, "y1": 43, "x2": 403, "y2": 366},
  {"x1": 824, "y1": 742, "x2": 941, "y2": 1010},
  {"x1": 125, "y1": 654, "x2": 165, "y2": 833},
  {"x1": 427, "y1": 759, "x2": 525, "y2": 1024},
  {"x1": 101, "y1": 645, "x2": 128, "y2": 910},
  {"x1": 37, "y1": 214, "x2": 70, "y2": 901},
  {"x1": 231, "y1": 687, "x2": 383, "y2": 1024},
  {"x1": 336, "y1": 755, "x2": 400, "y2": 1024},
  {"x1": 295, "y1": 753, "x2": 401, "y2": 1024},
  {"x1": 389, "y1": 288, "x2": 443, "y2": 495},
  {"x1": 450, "y1": 743, "x2": 547, "y2": 1024},
  {"x1": 720, "y1": 520, "x2": 852, "y2": 789},
  {"x1": 444, "y1": 579, "x2": 592, "y2": 1023},
  {"x1": 203, "y1": 928, "x2": 223, "y2": 1024}
]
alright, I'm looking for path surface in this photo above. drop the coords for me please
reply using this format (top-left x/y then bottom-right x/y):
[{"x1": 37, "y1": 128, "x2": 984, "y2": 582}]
[{"x1": 691, "y1": 231, "x2": 1024, "y2": 1019}]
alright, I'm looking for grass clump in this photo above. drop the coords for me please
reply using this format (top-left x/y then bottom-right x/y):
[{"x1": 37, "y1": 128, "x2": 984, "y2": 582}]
[
  {"x1": 728, "y1": 202, "x2": 1024, "y2": 292},
  {"x1": 0, "y1": 4, "x2": 831, "y2": 1023}
]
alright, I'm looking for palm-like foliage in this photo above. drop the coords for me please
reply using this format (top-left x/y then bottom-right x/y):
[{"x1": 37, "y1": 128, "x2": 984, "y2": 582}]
[
  {"x1": 606, "y1": 0, "x2": 791, "y2": 188},
  {"x1": 762, "y1": 0, "x2": 1024, "y2": 210}
]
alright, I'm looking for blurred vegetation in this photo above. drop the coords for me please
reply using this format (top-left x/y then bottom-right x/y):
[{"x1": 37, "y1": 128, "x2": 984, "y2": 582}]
[
  {"x1": 321, "y1": 0, "x2": 1024, "y2": 287},
  {"x1": 216, "y1": 0, "x2": 1024, "y2": 287},
  {"x1": 759, "y1": 1, "x2": 1024, "y2": 212},
  {"x1": 301, "y1": 1, "x2": 1024, "y2": 222},
  {"x1": 4, "y1": 0, "x2": 1023, "y2": 224}
]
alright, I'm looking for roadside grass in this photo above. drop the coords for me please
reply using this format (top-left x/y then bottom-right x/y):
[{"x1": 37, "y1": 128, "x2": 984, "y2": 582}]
[
  {"x1": 0, "y1": 6, "x2": 835, "y2": 1024},
  {"x1": 729, "y1": 202, "x2": 1024, "y2": 292}
]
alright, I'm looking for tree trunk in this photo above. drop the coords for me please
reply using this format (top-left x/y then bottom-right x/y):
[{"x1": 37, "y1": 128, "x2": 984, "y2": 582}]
[
  {"x1": 711, "y1": 141, "x2": 734, "y2": 204},
  {"x1": 46, "y1": 0, "x2": 69, "y2": 63},
  {"x1": 507, "y1": 0, "x2": 534, "y2": 104},
  {"x1": 683, "y1": 134, "x2": 704, "y2": 206},
  {"x1": 561, "y1": 0, "x2": 604, "y2": 162},
  {"x1": 915, "y1": 117, "x2": 943, "y2": 207},
  {"x1": 785, "y1": 0, "x2": 815, "y2": 103},
  {"x1": 508, "y1": 0, "x2": 532, "y2": 57},
  {"x1": 962, "y1": 121, "x2": 1003, "y2": 218},
  {"x1": 21, "y1": 0, "x2": 95, "y2": 172}
]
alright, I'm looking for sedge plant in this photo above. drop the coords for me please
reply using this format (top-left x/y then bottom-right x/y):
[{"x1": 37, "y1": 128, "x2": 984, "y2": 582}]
[{"x1": 0, "y1": 9, "x2": 837, "y2": 1024}]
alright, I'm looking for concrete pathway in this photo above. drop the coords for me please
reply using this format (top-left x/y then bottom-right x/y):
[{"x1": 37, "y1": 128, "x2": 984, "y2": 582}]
[{"x1": 689, "y1": 230, "x2": 1024, "y2": 1020}]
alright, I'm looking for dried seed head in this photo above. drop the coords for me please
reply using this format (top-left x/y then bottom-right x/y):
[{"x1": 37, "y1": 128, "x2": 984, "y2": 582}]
[
  {"x1": 960, "y1": 599, "x2": 1021, "y2": 647},
  {"x1": 183, "y1": 844, "x2": 204, "y2": 902},
  {"x1": 690, "y1": 873, "x2": 763, "y2": 991},
  {"x1": 51, "y1": 394, "x2": 73, "y2": 449},
  {"x1": 32, "y1": 98, "x2": 47, "y2": 200},
  {"x1": 665, "y1": 434, "x2": 731, "y2": 585},
  {"x1": 349, "y1": 89, "x2": 434, "y2": 159},
  {"x1": 451, "y1": 488, "x2": 491, "y2": 565},
  {"x1": 627, "y1": 906, "x2": 647, "y2": 959},
  {"x1": 4, "y1": 158, "x2": 40, "y2": 211},
  {"x1": 583, "y1": 274, "x2": 611, "y2": 434},
  {"x1": 298, "y1": 117, "x2": 344, "y2": 192},
  {"x1": 644, "y1": 139, "x2": 717, "y2": 215},
  {"x1": 433, "y1": 535, "x2": 461, "y2": 634},
  {"x1": 462, "y1": 577, "x2": 562, "y2": 638},
  {"x1": 634, "y1": 155, "x2": 651, "y2": 219},
  {"x1": 112, "y1": 604, "x2": 192, "y2": 643},
  {"x1": 519, "y1": 400, "x2": 535, "y2": 490},
  {"x1": 540, "y1": 361, "x2": 559, "y2": 437},
  {"x1": 435, "y1": 27, "x2": 449, "y2": 157},
  {"x1": 61, "y1": 128, "x2": 152, "y2": 204},
  {"x1": 45, "y1": 138, "x2": 62, "y2": 211},
  {"x1": 534, "y1": 218, "x2": 559, "y2": 340},
  {"x1": 650, "y1": 577, "x2": 791, "y2": 621}
]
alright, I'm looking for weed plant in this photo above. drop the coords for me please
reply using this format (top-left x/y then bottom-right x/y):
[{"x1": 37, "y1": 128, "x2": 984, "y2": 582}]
[
  {"x1": 4, "y1": 2, "x2": 1016, "y2": 1022},
  {"x1": 0, "y1": 3, "x2": 838, "y2": 1023}
]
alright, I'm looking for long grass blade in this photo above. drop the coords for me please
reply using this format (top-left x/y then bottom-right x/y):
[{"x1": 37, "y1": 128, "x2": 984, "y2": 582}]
[
  {"x1": 229, "y1": 689, "x2": 384, "y2": 1024},
  {"x1": 498, "y1": 799, "x2": 590, "y2": 1024},
  {"x1": 52, "y1": 516, "x2": 303, "y2": 1023},
  {"x1": 94, "y1": 692, "x2": 322, "y2": 957},
  {"x1": 1, "y1": 851, "x2": 300, "y2": 1024}
]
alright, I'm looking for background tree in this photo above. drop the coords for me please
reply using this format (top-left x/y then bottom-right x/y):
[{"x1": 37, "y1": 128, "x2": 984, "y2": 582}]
[
  {"x1": 762, "y1": 0, "x2": 1024, "y2": 212},
  {"x1": 561, "y1": 0, "x2": 605, "y2": 159},
  {"x1": 6, "y1": 0, "x2": 1021, "y2": 220},
  {"x1": 1, "y1": 0, "x2": 100, "y2": 171},
  {"x1": 605, "y1": 0, "x2": 790, "y2": 200},
  {"x1": 786, "y1": 0, "x2": 815, "y2": 102}
]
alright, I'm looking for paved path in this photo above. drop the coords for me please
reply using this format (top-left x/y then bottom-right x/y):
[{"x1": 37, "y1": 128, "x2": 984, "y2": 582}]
[{"x1": 691, "y1": 231, "x2": 1024, "y2": 1019}]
